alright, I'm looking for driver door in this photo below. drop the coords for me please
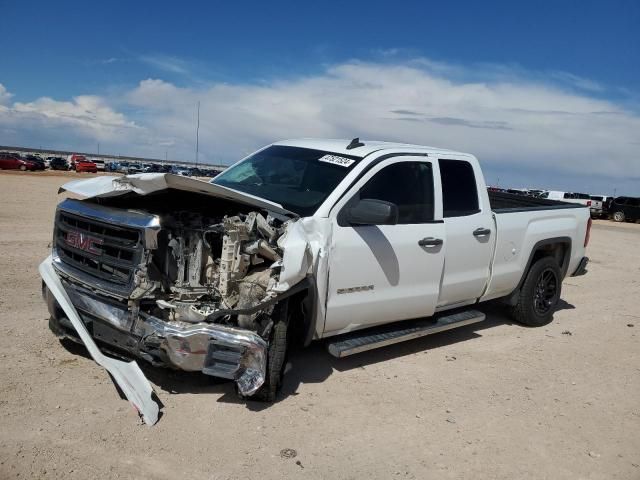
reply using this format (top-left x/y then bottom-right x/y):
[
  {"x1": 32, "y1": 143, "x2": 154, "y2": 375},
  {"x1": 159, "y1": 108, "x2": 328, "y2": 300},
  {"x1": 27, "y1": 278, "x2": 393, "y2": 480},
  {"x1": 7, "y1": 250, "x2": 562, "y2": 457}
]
[{"x1": 324, "y1": 157, "x2": 446, "y2": 335}]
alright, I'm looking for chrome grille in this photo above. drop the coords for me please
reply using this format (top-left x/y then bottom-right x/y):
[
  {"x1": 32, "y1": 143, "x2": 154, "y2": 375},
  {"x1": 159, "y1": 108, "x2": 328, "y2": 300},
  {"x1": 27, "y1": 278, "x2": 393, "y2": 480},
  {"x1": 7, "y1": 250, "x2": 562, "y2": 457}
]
[
  {"x1": 51, "y1": 199, "x2": 160, "y2": 297},
  {"x1": 54, "y1": 210, "x2": 143, "y2": 288}
]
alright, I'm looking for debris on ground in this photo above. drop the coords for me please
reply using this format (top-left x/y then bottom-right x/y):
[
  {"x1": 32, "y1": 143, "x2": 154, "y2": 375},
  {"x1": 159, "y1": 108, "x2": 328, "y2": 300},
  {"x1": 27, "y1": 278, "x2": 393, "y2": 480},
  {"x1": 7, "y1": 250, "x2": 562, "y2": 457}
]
[
  {"x1": 280, "y1": 448, "x2": 297, "y2": 459},
  {"x1": 562, "y1": 330, "x2": 573, "y2": 335}
]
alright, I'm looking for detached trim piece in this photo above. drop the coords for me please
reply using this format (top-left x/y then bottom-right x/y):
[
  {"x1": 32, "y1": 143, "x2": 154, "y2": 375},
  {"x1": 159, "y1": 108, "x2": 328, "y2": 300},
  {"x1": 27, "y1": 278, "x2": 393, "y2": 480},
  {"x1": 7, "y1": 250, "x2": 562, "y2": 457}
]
[
  {"x1": 571, "y1": 256, "x2": 589, "y2": 276},
  {"x1": 39, "y1": 255, "x2": 160, "y2": 426}
]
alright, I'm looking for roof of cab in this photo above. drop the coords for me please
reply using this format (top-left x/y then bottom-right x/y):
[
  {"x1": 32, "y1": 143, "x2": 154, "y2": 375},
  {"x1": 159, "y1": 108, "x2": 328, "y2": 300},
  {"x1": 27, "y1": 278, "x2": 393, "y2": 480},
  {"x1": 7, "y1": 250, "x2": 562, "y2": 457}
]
[{"x1": 272, "y1": 138, "x2": 471, "y2": 158}]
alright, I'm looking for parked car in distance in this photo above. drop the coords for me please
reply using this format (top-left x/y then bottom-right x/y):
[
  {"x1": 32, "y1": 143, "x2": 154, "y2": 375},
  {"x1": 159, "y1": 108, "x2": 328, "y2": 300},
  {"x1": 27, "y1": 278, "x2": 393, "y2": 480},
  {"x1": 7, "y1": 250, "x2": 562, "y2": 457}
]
[
  {"x1": 67, "y1": 154, "x2": 88, "y2": 170},
  {"x1": 116, "y1": 161, "x2": 131, "y2": 173},
  {"x1": 23, "y1": 154, "x2": 46, "y2": 170},
  {"x1": 105, "y1": 161, "x2": 119, "y2": 172},
  {"x1": 170, "y1": 165, "x2": 191, "y2": 176},
  {"x1": 126, "y1": 163, "x2": 143, "y2": 174},
  {"x1": 0, "y1": 152, "x2": 33, "y2": 170},
  {"x1": 609, "y1": 197, "x2": 640, "y2": 222},
  {"x1": 527, "y1": 189, "x2": 545, "y2": 197},
  {"x1": 589, "y1": 195, "x2": 613, "y2": 218},
  {"x1": 542, "y1": 191, "x2": 592, "y2": 207},
  {"x1": 49, "y1": 157, "x2": 69, "y2": 170},
  {"x1": 75, "y1": 159, "x2": 98, "y2": 173}
]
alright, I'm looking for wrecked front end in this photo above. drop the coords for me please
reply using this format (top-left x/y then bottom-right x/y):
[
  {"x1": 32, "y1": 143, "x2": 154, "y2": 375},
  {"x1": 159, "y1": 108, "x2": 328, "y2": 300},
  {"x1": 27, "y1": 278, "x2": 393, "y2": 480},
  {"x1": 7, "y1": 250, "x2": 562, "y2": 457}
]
[{"x1": 42, "y1": 178, "x2": 304, "y2": 398}]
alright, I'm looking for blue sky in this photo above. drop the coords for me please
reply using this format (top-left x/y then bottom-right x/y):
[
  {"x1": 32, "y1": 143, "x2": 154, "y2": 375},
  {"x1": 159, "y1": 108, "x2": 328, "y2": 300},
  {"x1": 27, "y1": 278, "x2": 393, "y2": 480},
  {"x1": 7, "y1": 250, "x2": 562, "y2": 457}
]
[{"x1": 1, "y1": 0, "x2": 639, "y2": 193}]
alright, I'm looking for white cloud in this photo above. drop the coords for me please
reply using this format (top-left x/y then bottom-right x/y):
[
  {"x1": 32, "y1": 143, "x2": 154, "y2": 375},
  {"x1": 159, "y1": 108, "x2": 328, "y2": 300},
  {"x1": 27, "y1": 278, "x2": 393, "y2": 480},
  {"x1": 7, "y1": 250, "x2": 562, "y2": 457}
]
[
  {"x1": 0, "y1": 84, "x2": 13, "y2": 105},
  {"x1": 12, "y1": 95, "x2": 135, "y2": 131},
  {"x1": 0, "y1": 60, "x2": 638, "y2": 191},
  {"x1": 139, "y1": 54, "x2": 191, "y2": 75},
  {"x1": 0, "y1": 88, "x2": 141, "y2": 153}
]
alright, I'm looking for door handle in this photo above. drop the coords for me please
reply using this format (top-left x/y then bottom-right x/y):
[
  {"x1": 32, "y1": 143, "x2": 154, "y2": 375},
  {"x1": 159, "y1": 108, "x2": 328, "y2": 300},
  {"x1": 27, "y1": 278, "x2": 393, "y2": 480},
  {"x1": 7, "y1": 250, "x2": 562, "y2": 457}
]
[
  {"x1": 418, "y1": 237, "x2": 443, "y2": 247},
  {"x1": 473, "y1": 227, "x2": 491, "y2": 237}
]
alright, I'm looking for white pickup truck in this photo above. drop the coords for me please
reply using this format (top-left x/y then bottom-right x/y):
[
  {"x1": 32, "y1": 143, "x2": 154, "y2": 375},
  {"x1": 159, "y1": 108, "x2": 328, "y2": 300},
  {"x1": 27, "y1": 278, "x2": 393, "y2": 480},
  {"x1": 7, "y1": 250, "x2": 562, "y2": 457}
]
[{"x1": 40, "y1": 138, "x2": 590, "y2": 421}]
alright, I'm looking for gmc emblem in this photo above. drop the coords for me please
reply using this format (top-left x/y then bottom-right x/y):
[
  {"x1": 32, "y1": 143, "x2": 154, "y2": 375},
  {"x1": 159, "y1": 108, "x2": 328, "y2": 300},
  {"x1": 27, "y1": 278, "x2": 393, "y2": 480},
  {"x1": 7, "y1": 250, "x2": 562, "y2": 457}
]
[{"x1": 65, "y1": 230, "x2": 103, "y2": 255}]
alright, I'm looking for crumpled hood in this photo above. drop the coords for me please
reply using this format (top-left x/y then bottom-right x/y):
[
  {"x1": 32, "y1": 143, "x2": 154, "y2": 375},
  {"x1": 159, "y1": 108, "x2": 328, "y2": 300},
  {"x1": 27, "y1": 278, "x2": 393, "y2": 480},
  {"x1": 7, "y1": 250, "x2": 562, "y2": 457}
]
[{"x1": 59, "y1": 173, "x2": 297, "y2": 218}]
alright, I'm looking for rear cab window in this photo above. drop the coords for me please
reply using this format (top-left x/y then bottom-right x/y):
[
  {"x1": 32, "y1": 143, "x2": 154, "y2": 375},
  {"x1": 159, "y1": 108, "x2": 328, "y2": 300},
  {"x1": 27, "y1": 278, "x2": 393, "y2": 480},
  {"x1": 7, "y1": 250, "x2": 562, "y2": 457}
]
[{"x1": 438, "y1": 159, "x2": 480, "y2": 217}]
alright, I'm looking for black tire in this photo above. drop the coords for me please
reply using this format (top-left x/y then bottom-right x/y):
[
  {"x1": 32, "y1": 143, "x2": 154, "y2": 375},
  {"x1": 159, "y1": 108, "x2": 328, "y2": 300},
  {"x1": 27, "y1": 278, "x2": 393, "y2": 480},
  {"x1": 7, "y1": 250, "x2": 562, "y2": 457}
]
[
  {"x1": 509, "y1": 256, "x2": 562, "y2": 327},
  {"x1": 612, "y1": 211, "x2": 625, "y2": 222},
  {"x1": 249, "y1": 301, "x2": 289, "y2": 402}
]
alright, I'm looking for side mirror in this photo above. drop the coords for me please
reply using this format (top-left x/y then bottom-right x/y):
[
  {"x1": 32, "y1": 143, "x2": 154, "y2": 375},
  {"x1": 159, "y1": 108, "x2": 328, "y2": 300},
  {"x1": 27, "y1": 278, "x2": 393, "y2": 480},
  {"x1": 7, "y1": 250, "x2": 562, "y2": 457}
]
[{"x1": 346, "y1": 198, "x2": 399, "y2": 225}]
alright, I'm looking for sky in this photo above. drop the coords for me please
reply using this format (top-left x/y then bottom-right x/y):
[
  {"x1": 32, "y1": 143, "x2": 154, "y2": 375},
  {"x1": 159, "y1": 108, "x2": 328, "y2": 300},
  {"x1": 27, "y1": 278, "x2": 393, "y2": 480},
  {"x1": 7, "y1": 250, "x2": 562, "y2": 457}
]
[{"x1": 0, "y1": 0, "x2": 638, "y2": 194}]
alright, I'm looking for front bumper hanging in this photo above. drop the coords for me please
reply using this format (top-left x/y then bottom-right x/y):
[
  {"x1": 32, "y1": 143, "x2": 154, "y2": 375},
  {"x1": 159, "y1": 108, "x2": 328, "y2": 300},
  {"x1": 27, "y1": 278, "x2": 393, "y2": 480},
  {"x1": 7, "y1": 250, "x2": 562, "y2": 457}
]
[
  {"x1": 41, "y1": 254, "x2": 270, "y2": 423},
  {"x1": 40, "y1": 255, "x2": 160, "y2": 425}
]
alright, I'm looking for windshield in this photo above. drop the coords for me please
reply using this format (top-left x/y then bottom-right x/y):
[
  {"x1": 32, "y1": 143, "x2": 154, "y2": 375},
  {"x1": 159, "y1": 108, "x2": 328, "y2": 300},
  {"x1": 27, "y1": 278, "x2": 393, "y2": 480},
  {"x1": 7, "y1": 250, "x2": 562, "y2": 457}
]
[{"x1": 212, "y1": 145, "x2": 360, "y2": 216}]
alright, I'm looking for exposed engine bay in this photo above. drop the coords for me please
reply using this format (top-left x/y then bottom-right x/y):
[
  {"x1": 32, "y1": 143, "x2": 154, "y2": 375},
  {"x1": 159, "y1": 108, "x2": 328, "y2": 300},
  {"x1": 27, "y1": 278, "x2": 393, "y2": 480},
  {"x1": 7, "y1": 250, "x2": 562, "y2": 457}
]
[{"x1": 143, "y1": 207, "x2": 285, "y2": 333}]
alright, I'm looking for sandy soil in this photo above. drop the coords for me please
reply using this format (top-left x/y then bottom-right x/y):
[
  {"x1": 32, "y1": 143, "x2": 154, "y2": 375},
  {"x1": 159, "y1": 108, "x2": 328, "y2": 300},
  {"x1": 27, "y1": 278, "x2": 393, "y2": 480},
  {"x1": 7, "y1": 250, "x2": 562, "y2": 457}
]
[{"x1": 0, "y1": 171, "x2": 638, "y2": 479}]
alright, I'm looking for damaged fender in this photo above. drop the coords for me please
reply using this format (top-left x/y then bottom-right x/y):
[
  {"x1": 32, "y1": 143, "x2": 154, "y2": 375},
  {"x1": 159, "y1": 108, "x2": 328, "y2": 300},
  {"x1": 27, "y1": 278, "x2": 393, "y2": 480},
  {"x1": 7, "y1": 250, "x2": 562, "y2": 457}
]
[
  {"x1": 39, "y1": 255, "x2": 160, "y2": 425},
  {"x1": 275, "y1": 216, "x2": 333, "y2": 340}
]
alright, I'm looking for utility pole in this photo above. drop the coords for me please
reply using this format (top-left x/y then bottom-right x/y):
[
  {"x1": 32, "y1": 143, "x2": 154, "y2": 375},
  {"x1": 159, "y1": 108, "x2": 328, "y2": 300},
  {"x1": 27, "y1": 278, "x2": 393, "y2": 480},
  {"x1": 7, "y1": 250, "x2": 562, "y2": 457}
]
[
  {"x1": 195, "y1": 101, "x2": 200, "y2": 168},
  {"x1": 97, "y1": 142, "x2": 100, "y2": 155}
]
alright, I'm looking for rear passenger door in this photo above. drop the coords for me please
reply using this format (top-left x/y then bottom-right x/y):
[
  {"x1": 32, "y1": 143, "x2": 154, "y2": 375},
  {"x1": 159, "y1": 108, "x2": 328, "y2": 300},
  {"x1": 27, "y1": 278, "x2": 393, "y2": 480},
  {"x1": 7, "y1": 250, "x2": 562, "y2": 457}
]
[{"x1": 436, "y1": 158, "x2": 495, "y2": 308}]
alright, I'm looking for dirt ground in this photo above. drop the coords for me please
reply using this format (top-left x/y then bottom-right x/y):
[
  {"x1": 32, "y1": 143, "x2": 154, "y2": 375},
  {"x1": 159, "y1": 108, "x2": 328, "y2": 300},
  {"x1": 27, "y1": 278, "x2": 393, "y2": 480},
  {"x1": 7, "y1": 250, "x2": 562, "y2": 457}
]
[{"x1": 0, "y1": 171, "x2": 638, "y2": 480}]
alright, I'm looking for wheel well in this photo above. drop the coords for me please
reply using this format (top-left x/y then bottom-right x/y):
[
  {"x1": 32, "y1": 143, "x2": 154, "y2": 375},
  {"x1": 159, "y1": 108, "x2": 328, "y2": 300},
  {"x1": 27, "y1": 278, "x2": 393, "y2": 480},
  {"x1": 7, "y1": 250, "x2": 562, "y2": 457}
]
[
  {"x1": 503, "y1": 238, "x2": 571, "y2": 306},
  {"x1": 286, "y1": 286, "x2": 316, "y2": 348},
  {"x1": 531, "y1": 242, "x2": 567, "y2": 271}
]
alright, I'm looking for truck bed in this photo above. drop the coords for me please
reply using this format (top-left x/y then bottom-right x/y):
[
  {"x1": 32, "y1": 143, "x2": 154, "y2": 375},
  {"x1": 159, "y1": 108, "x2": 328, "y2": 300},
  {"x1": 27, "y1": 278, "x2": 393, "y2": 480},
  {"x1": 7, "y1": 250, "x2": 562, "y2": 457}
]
[
  {"x1": 488, "y1": 191, "x2": 583, "y2": 213},
  {"x1": 483, "y1": 191, "x2": 590, "y2": 302}
]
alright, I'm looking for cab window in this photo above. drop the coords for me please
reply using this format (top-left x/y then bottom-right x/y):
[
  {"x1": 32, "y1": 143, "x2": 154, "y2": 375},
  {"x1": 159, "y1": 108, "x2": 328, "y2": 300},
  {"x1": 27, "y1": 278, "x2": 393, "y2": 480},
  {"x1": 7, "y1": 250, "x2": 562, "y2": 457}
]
[
  {"x1": 355, "y1": 161, "x2": 435, "y2": 224},
  {"x1": 439, "y1": 159, "x2": 480, "y2": 217}
]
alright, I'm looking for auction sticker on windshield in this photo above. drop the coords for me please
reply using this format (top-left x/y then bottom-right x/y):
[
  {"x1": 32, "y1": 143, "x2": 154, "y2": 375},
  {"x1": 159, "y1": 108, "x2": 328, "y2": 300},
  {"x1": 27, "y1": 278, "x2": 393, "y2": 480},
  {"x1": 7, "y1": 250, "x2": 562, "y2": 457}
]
[{"x1": 318, "y1": 154, "x2": 355, "y2": 168}]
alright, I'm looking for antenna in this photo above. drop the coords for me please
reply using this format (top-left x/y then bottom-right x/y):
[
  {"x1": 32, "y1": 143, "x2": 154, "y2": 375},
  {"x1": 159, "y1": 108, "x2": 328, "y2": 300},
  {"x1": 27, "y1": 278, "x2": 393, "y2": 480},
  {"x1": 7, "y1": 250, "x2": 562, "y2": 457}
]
[
  {"x1": 346, "y1": 137, "x2": 365, "y2": 150},
  {"x1": 195, "y1": 101, "x2": 200, "y2": 168}
]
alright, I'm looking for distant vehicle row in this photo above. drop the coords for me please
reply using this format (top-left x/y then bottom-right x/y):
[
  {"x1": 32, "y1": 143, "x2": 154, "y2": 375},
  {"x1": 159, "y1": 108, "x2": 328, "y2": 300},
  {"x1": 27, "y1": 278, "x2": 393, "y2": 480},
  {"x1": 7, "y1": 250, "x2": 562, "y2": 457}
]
[
  {"x1": 1, "y1": 152, "x2": 222, "y2": 178},
  {"x1": 0, "y1": 152, "x2": 98, "y2": 173},
  {"x1": 105, "y1": 161, "x2": 221, "y2": 177}
]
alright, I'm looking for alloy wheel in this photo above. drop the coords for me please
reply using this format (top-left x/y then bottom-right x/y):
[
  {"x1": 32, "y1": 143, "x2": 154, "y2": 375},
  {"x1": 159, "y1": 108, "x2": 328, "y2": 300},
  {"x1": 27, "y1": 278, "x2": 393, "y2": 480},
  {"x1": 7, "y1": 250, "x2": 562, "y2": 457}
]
[{"x1": 533, "y1": 268, "x2": 559, "y2": 316}]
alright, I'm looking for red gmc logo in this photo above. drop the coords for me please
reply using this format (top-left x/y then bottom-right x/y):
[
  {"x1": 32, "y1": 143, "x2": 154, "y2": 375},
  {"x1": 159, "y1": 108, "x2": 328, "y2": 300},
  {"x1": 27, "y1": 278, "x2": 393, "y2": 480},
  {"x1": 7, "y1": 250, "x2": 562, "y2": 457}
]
[{"x1": 65, "y1": 231, "x2": 103, "y2": 255}]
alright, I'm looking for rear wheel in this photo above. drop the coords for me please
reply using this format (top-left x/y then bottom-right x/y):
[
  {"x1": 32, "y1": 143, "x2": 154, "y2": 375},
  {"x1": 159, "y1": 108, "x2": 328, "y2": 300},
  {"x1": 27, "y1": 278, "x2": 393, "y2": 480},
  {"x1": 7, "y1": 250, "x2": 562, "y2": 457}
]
[
  {"x1": 19, "y1": 164, "x2": 26, "y2": 171},
  {"x1": 509, "y1": 257, "x2": 561, "y2": 327},
  {"x1": 249, "y1": 301, "x2": 289, "y2": 402},
  {"x1": 612, "y1": 211, "x2": 625, "y2": 222}
]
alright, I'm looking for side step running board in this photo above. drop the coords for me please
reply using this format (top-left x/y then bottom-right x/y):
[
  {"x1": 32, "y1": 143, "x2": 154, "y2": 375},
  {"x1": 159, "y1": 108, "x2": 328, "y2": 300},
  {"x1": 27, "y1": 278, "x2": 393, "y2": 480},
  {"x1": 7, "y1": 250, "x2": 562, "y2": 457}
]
[{"x1": 327, "y1": 310, "x2": 485, "y2": 358}]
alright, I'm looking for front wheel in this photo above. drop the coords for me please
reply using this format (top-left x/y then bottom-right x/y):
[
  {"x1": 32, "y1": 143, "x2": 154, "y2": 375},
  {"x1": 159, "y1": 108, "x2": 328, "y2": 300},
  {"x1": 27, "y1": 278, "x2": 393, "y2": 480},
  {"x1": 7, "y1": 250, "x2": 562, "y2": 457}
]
[
  {"x1": 509, "y1": 257, "x2": 562, "y2": 327},
  {"x1": 19, "y1": 164, "x2": 26, "y2": 171},
  {"x1": 612, "y1": 211, "x2": 625, "y2": 222},
  {"x1": 248, "y1": 301, "x2": 289, "y2": 402}
]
